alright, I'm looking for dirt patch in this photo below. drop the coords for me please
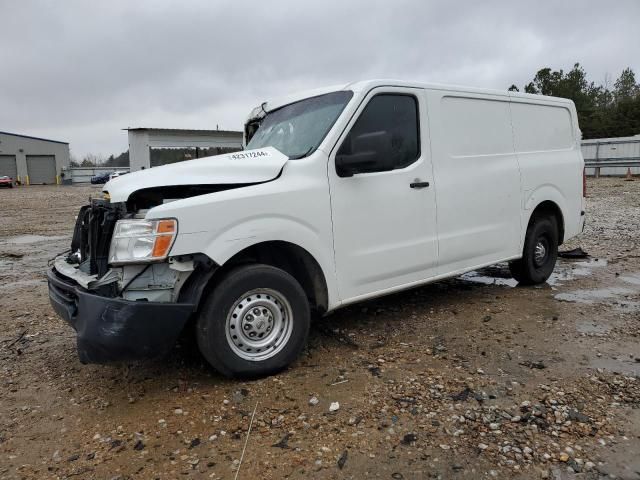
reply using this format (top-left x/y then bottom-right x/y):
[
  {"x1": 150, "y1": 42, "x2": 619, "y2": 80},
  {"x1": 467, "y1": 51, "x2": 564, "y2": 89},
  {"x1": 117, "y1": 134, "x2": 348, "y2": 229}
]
[{"x1": 0, "y1": 180, "x2": 639, "y2": 480}]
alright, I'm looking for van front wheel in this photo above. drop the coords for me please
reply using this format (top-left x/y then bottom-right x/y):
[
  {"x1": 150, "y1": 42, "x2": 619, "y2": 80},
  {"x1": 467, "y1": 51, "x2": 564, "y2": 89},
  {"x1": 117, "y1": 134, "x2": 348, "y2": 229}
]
[
  {"x1": 509, "y1": 215, "x2": 558, "y2": 285},
  {"x1": 196, "y1": 264, "x2": 310, "y2": 378}
]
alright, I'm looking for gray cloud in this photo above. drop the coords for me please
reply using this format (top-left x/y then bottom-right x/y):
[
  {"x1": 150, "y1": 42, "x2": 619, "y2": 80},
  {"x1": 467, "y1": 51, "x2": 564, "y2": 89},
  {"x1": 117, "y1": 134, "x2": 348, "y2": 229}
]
[{"x1": 1, "y1": 0, "x2": 638, "y2": 157}]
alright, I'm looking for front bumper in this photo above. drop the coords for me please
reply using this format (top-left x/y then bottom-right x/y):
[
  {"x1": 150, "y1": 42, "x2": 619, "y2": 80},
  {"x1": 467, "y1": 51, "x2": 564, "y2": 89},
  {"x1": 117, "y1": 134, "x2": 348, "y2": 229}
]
[{"x1": 47, "y1": 267, "x2": 194, "y2": 363}]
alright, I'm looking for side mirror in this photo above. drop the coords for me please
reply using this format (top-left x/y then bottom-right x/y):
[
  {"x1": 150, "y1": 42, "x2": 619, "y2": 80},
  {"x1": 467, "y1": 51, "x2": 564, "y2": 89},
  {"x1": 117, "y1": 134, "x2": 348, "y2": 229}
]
[{"x1": 335, "y1": 131, "x2": 392, "y2": 177}]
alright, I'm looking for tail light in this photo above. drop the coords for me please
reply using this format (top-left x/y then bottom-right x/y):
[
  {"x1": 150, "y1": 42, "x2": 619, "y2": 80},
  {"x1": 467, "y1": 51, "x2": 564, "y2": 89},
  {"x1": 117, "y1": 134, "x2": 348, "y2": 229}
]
[{"x1": 582, "y1": 167, "x2": 586, "y2": 197}]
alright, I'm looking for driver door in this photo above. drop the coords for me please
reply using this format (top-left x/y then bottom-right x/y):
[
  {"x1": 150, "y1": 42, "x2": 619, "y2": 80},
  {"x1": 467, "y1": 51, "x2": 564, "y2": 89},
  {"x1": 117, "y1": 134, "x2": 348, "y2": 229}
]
[{"x1": 328, "y1": 88, "x2": 438, "y2": 302}]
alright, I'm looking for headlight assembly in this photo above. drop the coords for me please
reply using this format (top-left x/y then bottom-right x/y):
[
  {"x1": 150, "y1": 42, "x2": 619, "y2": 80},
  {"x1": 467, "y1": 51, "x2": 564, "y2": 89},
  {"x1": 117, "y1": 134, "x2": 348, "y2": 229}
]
[{"x1": 108, "y1": 218, "x2": 177, "y2": 265}]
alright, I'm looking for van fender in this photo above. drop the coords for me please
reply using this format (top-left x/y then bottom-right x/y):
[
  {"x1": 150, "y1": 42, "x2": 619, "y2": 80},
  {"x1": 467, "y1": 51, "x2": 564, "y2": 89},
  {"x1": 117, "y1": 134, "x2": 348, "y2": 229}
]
[
  {"x1": 178, "y1": 215, "x2": 340, "y2": 309},
  {"x1": 521, "y1": 184, "x2": 567, "y2": 240}
]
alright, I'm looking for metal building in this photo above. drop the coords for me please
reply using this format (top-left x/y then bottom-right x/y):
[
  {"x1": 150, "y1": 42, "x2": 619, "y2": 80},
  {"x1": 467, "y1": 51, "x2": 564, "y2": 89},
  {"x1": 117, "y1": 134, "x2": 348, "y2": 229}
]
[
  {"x1": 582, "y1": 134, "x2": 640, "y2": 176},
  {"x1": 126, "y1": 128, "x2": 243, "y2": 171},
  {"x1": 0, "y1": 131, "x2": 70, "y2": 184}
]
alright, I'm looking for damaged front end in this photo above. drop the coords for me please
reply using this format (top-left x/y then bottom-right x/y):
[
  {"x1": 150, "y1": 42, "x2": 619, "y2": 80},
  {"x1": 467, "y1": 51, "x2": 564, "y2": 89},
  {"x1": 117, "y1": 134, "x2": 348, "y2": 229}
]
[
  {"x1": 55, "y1": 198, "x2": 196, "y2": 302},
  {"x1": 57, "y1": 199, "x2": 122, "y2": 294},
  {"x1": 47, "y1": 147, "x2": 288, "y2": 364},
  {"x1": 47, "y1": 198, "x2": 214, "y2": 364}
]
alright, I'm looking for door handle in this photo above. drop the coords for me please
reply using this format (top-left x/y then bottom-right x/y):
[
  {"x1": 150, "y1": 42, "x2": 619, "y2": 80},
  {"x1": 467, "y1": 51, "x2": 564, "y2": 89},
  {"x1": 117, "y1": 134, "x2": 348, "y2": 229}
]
[{"x1": 410, "y1": 180, "x2": 430, "y2": 189}]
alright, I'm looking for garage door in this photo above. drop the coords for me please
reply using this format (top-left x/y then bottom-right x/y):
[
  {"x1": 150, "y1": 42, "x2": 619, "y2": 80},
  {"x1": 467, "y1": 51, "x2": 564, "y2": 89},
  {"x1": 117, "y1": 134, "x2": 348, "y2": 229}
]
[
  {"x1": 0, "y1": 155, "x2": 17, "y2": 179},
  {"x1": 26, "y1": 155, "x2": 56, "y2": 184}
]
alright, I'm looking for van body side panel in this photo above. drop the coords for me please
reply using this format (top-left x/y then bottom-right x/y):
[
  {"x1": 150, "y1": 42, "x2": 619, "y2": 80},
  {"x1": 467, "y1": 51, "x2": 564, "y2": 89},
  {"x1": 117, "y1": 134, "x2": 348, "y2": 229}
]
[
  {"x1": 509, "y1": 99, "x2": 584, "y2": 243},
  {"x1": 146, "y1": 154, "x2": 341, "y2": 310},
  {"x1": 426, "y1": 91, "x2": 522, "y2": 274}
]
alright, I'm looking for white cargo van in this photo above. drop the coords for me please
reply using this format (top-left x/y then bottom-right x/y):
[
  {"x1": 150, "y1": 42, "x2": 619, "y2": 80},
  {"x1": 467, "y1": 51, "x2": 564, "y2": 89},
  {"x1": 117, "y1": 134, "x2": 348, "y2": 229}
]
[{"x1": 48, "y1": 80, "x2": 585, "y2": 377}]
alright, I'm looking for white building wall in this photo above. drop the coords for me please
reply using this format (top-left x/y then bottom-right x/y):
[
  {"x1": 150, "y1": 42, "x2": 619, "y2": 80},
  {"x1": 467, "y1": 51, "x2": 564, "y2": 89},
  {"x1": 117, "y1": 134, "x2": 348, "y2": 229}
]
[
  {"x1": 128, "y1": 130, "x2": 150, "y2": 172},
  {"x1": 127, "y1": 129, "x2": 243, "y2": 171}
]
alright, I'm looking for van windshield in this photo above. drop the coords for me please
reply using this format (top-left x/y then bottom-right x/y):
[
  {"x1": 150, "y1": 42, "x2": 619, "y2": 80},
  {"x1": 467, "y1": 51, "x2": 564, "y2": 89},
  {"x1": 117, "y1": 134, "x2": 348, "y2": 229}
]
[{"x1": 245, "y1": 91, "x2": 353, "y2": 159}]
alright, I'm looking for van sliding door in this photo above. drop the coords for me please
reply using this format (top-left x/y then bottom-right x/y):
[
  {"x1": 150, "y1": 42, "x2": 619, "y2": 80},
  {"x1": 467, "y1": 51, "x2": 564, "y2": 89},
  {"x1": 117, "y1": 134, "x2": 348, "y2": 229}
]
[{"x1": 426, "y1": 91, "x2": 522, "y2": 275}]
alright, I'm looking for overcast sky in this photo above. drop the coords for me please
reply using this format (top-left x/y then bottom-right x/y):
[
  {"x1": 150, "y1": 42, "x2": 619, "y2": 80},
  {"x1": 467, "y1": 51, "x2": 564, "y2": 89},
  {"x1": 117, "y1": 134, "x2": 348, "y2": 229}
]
[{"x1": 1, "y1": 0, "x2": 639, "y2": 158}]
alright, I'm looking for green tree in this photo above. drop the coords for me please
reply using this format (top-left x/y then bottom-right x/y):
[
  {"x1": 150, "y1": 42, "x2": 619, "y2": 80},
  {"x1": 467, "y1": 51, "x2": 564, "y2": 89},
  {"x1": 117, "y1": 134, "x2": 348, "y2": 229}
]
[
  {"x1": 103, "y1": 151, "x2": 130, "y2": 167},
  {"x1": 511, "y1": 64, "x2": 640, "y2": 139},
  {"x1": 614, "y1": 68, "x2": 639, "y2": 101}
]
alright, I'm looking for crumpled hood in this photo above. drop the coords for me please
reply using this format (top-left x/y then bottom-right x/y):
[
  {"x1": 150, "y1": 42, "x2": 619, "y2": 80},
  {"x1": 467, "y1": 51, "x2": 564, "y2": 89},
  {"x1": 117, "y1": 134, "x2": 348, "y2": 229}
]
[{"x1": 105, "y1": 147, "x2": 288, "y2": 202}]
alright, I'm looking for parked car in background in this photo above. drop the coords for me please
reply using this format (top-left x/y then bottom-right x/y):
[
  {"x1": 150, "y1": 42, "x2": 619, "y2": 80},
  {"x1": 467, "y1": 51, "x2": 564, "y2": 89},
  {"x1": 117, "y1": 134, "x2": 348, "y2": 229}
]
[
  {"x1": 90, "y1": 172, "x2": 112, "y2": 184},
  {"x1": 0, "y1": 176, "x2": 14, "y2": 188},
  {"x1": 48, "y1": 79, "x2": 585, "y2": 378},
  {"x1": 109, "y1": 171, "x2": 128, "y2": 181}
]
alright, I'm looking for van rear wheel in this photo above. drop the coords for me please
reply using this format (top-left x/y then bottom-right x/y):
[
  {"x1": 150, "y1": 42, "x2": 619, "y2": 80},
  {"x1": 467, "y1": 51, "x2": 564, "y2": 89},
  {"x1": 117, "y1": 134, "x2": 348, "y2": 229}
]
[
  {"x1": 509, "y1": 215, "x2": 558, "y2": 285},
  {"x1": 196, "y1": 264, "x2": 310, "y2": 378}
]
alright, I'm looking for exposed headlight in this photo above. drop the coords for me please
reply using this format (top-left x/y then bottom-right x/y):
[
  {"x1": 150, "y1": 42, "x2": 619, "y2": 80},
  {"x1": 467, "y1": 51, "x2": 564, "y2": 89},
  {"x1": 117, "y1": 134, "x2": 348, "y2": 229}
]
[{"x1": 108, "y1": 218, "x2": 177, "y2": 265}]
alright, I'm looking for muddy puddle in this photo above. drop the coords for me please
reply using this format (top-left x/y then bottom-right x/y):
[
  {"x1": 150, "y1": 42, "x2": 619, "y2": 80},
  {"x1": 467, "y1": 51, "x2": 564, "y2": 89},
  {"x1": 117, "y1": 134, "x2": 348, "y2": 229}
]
[
  {"x1": 0, "y1": 233, "x2": 69, "y2": 255},
  {"x1": 461, "y1": 257, "x2": 640, "y2": 315},
  {"x1": 461, "y1": 257, "x2": 608, "y2": 289},
  {"x1": 620, "y1": 272, "x2": 640, "y2": 286},
  {"x1": 0, "y1": 278, "x2": 47, "y2": 292},
  {"x1": 590, "y1": 356, "x2": 640, "y2": 376},
  {"x1": 0, "y1": 258, "x2": 13, "y2": 273},
  {"x1": 2, "y1": 234, "x2": 68, "y2": 245},
  {"x1": 576, "y1": 318, "x2": 612, "y2": 336},
  {"x1": 555, "y1": 285, "x2": 637, "y2": 304},
  {"x1": 554, "y1": 269, "x2": 640, "y2": 312},
  {"x1": 459, "y1": 265, "x2": 519, "y2": 287},
  {"x1": 0, "y1": 233, "x2": 70, "y2": 292},
  {"x1": 547, "y1": 257, "x2": 607, "y2": 286}
]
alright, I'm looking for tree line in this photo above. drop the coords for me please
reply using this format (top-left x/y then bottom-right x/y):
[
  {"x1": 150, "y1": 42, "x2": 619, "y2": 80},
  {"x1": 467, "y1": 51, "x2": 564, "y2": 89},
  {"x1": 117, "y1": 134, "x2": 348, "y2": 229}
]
[
  {"x1": 69, "y1": 151, "x2": 129, "y2": 168},
  {"x1": 509, "y1": 64, "x2": 640, "y2": 139}
]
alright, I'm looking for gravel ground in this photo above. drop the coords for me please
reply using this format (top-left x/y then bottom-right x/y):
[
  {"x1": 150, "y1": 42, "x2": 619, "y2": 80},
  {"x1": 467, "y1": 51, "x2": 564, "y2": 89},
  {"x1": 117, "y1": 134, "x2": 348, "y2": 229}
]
[{"x1": 0, "y1": 178, "x2": 639, "y2": 480}]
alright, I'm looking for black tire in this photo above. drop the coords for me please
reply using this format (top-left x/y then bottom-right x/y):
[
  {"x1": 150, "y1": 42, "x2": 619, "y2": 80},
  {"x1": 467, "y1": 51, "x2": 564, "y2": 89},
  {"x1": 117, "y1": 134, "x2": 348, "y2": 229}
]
[
  {"x1": 196, "y1": 264, "x2": 310, "y2": 378},
  {"x1": 509, "y1": 215, "x2": 558, "y2": 285}
]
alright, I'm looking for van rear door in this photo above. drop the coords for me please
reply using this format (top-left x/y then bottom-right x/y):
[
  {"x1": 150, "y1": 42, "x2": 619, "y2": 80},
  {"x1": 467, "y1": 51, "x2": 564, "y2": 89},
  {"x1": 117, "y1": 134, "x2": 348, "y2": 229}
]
[{"x1": 509, "y1": 98, "x2": 583, "y2": 241}]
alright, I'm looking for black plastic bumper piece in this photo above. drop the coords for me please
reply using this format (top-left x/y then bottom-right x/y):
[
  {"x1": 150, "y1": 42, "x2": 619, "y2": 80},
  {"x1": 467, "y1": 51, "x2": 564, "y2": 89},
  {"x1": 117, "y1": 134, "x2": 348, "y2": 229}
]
[{"x1": 47, "y1": 267, "x2": 195, "y2": 364}]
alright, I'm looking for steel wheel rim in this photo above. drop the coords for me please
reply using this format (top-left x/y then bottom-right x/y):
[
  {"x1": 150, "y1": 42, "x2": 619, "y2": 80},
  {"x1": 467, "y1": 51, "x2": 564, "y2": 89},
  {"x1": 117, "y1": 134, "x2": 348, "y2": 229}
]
[
  {"x1": 534, "y1": 238, "x2": 548, "y2": 267},
  {"x1": 225, "y1": 288, "x2": 293, "y2": 361}
]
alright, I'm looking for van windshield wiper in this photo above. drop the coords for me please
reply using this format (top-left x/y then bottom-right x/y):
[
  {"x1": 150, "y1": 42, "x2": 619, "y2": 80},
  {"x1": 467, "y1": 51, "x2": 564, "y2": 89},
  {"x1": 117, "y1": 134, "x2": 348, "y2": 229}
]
[{"x1": 288, "y1": 146, "x2": 315, "y2": 160}]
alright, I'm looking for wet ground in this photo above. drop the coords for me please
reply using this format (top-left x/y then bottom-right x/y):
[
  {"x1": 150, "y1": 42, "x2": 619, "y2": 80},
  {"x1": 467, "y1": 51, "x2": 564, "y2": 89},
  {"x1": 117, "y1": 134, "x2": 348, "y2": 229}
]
[{"x1": 0, "y1": 179, "x2": 639, "y2": 480}]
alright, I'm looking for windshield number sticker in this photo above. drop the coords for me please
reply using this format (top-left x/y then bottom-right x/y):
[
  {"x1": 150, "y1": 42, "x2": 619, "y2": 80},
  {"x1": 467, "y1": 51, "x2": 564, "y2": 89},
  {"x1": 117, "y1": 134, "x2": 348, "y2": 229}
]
[{"x1": 230, "y1": 151, "x2": 270, "y2": 160}]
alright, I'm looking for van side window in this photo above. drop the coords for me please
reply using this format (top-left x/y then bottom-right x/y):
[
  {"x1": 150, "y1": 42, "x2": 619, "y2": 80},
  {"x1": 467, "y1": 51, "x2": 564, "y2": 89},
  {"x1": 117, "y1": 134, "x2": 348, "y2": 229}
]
[{"x1": 336, "y1": 94, "x2": 419, "y2": 176}]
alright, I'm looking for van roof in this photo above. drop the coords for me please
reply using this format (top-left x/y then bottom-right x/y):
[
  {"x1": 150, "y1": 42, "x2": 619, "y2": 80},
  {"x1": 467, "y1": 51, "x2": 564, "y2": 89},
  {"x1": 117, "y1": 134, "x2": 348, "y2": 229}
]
[{"x1": 262, "y1": 79, "x2": 574, "y2": 113}]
